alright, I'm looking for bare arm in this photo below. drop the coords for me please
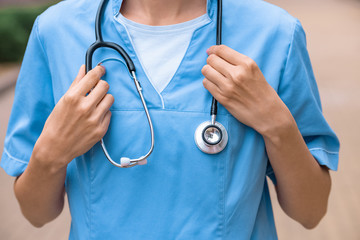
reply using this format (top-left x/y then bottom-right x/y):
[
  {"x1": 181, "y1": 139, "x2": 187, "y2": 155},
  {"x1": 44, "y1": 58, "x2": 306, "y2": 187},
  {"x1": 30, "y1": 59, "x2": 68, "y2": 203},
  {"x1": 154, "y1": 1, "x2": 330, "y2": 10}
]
[
  {"x1": 202, "y1": 45, "x2": 331, "y2": 228},
  {"x1": 14, "y1": 151, "x2": 67, "y2": 228},
  {"x1": 262, "y1": 113, "x2": 330, "y2": 229},
  {"x1": 14, "y1": 65, "x2": 114, "y2": 227}
]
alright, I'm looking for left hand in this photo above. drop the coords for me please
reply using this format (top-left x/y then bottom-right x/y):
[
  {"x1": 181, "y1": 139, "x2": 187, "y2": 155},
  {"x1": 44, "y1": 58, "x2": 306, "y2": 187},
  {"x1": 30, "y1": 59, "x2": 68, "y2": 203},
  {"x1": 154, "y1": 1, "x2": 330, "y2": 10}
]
[{"x1": 202, "y1": 45, "x2": 291, "y2": 136}]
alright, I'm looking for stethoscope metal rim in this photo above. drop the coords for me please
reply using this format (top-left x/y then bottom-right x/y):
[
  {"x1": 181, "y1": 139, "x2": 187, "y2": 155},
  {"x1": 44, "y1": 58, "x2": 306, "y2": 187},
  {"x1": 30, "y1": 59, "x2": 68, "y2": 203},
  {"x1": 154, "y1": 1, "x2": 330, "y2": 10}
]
[
  {"x1": 202, "y1": 124, "x2": 223, "y2": 145},
  {"x1": 195, "y1": 120, "x2": 228, "y2": 154}
]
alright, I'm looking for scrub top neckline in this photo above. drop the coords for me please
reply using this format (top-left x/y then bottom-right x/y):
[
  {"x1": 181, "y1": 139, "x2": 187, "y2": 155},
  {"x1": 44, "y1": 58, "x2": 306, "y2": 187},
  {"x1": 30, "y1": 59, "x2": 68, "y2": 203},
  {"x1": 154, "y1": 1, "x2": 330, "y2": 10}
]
[
  {"x1": 113, "y1": 11, "x2": 213, "y2": 109},
  {"x1": 116, "y1": 13, "x2": 210, "y2": 34},
  {"x1": 115, "y1": 13, "x2": 210, "y2": 94}
]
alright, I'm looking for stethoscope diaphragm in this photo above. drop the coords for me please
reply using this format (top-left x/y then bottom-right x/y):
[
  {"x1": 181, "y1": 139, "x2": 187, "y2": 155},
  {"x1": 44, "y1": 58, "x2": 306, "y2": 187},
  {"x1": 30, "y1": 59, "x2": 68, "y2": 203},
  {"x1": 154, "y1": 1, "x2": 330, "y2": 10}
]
[{"x1": 195, "y1": 120, "x2": 228, "y2": 154}]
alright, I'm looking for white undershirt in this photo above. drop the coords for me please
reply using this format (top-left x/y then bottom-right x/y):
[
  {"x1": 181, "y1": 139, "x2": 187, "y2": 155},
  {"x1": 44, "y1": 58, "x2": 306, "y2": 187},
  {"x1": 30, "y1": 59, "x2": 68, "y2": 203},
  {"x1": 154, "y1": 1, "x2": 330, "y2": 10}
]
[{"x1": 115, "y1": 13, "x2": 210, "y2": 93}]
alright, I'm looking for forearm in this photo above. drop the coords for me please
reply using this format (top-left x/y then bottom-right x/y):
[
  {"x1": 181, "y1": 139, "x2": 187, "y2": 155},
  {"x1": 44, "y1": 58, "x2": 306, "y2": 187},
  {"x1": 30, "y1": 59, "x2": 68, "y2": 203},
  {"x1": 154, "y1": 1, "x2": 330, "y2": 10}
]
[
  {"x1": 13, "y1": 65, "x2": 111, "y2": 227},
  {"x1": 262, "y1": 109, "x2": 331, "y2": 229},
  {"x1": 14, "y1": 141, "x2": 68, "y2": 228}
]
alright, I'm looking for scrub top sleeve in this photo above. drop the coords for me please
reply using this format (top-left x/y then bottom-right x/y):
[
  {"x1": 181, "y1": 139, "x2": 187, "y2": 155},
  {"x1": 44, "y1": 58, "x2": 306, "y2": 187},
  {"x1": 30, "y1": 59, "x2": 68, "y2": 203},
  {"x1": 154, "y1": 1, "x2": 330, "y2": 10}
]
[
  {"x1": 270, "y1": 19, "x2": 340, "y2": 179},
  {"x1": 1, "y1": 17, "x2": 54, "y2": 177}
]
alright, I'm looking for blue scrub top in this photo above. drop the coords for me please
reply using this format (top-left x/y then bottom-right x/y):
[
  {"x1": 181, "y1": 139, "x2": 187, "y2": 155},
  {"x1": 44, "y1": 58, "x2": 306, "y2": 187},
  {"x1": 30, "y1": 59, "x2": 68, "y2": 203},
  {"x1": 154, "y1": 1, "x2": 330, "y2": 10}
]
[{"x1": 1, "y1": 0, "x2": 339, "y2": 239}]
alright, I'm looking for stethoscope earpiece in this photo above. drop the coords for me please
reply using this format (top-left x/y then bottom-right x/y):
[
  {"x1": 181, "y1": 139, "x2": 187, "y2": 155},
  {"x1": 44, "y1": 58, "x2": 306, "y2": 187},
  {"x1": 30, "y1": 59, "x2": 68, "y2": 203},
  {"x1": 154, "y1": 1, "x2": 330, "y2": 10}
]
[
  {"x1": 120, "y1": 157, "x2": 148, "y2": 168},
  {"x1": 120, "y1": 157, "x2": 131, "y2": 167}
]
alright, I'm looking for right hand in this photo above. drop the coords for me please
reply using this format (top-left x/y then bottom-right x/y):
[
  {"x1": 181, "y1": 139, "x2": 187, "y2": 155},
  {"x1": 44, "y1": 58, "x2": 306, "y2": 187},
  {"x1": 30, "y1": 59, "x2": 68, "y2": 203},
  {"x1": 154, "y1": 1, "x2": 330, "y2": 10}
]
[{"x1": 34, "y1": 65, "x2": 114, "y2": 169}]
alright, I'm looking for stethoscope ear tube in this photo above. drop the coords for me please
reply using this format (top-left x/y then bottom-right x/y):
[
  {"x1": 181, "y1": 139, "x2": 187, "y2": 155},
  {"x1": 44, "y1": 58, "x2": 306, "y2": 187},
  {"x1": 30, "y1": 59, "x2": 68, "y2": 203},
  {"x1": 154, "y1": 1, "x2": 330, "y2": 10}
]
[
  {"x1": 85, "y1": 61, "x2": 154, "y2": 168},
  {"x1": 85, "y1": 0, "x2": 154, "y2": 168}
]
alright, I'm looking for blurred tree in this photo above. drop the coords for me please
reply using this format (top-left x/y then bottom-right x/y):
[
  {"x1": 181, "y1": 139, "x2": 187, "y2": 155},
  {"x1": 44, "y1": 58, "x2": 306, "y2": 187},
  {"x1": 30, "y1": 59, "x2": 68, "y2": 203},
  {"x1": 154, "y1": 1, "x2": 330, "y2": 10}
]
[{"x1": 0, "y1": 4, "x2": 51, "y2": 62}]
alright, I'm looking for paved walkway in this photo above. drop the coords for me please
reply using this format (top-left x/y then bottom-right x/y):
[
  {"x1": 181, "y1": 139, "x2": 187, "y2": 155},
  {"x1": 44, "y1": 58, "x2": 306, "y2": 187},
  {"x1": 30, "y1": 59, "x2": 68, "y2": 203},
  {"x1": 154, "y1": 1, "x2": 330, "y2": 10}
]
[{"x1": 0, "y1": 0, "x2": 359, "y2": 239}]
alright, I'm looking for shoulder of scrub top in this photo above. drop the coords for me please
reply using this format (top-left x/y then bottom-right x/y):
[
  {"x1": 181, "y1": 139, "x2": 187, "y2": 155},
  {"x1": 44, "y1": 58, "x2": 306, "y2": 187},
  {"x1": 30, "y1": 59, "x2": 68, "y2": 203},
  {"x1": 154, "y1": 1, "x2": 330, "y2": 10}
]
[
  {"x1": 35, "y1": 0, "x2": 100, "y2": 41},
  {"x1": 223, "y1": 0, "x2": 300, "y2": 44}
]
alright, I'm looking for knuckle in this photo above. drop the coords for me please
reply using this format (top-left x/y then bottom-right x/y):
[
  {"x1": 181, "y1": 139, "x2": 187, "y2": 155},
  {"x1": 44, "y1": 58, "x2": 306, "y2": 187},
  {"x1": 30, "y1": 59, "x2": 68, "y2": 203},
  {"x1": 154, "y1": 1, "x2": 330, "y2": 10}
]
[
  {"x1": 215, "y1": 93, "x2": 227, "y2": 103},
  {"x1": 107, "y1": 94, "x2": 115, "y2": 104},
  {"x1": 78, "y1": 102, "x2": 91, "y2": 114},
  {"x1": 63, "y1": 92, "x2": 78, "y2": 104},
  {"x1": 94, "y1": 127, "x2": 105, "y2": 139},
  {"x1": 222, "y1": 82, "x2": 235, "y2": 96},
  {"x1": 202, "y1": 78, "x2": 209, "y2": 88},
  {"x1": 106, "y1": 111, "x2": 112, "y2": 118},
  {"x1": 230, "y1": 67, "x2": 243, "y2": 81},
  {"x1": 88, "y1": 66, "x2": 104, "y2": 79},
  {"x1": 207, "y1": 54, "x2": 216, "y2": 65},
  {"x1": 245, "y1": 57, "x2": 257, "y2": 70},
  {"x1": 212, "y1": 45, "x2": 219, "y2": 54},
  {"x1": 100, "y1": 79, "x2": 109, "y2": 87},
  {"x1": 99, "y1": 80, "x2": 110, "y2": 91},
  {"x1": 88, "y1": 116, "x2": 101, "y2": 131},
  {"x1": 217, "y1": 45, "x2": 226, "y2": 53},
  {"x1": 201, "y1": 65, "x2": 210, "y2": 75},
  {"x1": 88, "y1": 117, "x2": 98, "y2": 127},
  {"x1": 99, "y1": 118, "x2": 110, "y2": 137},
  {"x1": 87, "y1": 69, "x2": 97, "y2": 79}
]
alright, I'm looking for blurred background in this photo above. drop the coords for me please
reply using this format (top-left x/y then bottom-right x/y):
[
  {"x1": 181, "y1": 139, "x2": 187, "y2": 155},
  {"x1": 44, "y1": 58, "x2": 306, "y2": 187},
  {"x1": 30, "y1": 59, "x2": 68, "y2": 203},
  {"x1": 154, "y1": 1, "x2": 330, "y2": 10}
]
[{"x1": 0, "y1": 0, "x2": 359, "y2": 239}]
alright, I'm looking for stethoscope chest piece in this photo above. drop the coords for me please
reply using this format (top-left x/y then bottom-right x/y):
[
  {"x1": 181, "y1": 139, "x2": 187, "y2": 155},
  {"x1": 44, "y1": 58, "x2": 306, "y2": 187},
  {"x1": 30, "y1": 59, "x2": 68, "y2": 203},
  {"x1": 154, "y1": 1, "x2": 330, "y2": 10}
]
[{"x1": 195, "y1": 121, "x2": 228, "y2": 154}]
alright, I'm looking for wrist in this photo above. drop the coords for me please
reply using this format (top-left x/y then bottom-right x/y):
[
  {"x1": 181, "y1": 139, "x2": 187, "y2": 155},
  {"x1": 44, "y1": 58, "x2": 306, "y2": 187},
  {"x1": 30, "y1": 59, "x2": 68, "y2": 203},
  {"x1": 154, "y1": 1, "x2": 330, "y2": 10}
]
[
  {"x1": 32, "y1": 137, "x2": 70, "y2": 174},
  {"x1": 258, "y1": 106, "x2": 297, "y2": 143}
]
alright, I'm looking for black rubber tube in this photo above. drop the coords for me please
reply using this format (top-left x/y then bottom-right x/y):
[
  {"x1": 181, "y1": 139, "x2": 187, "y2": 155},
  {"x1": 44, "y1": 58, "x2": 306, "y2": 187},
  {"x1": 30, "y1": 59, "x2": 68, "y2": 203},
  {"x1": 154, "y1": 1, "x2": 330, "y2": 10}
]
[
  {"x1": 210, "y1": 0, "x2": 222, "y2": 116},
  {"x1": 86, "y1": 0, "x2": 135, "y2": 73}
]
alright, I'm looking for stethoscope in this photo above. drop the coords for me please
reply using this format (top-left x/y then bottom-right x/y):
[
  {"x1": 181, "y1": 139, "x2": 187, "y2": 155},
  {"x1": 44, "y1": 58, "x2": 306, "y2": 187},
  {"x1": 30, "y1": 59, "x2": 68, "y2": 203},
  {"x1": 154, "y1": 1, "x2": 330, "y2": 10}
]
[{"x1": 85, "y1": 0, "x2": 228, "y2": 168}]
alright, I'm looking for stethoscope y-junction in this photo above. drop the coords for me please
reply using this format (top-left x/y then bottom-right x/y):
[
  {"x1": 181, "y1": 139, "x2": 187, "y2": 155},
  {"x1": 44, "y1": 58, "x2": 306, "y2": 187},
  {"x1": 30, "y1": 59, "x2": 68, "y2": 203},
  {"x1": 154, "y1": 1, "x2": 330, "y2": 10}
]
[{"x1": 85, "y1": 0, "x2": 228, "y2": 168}]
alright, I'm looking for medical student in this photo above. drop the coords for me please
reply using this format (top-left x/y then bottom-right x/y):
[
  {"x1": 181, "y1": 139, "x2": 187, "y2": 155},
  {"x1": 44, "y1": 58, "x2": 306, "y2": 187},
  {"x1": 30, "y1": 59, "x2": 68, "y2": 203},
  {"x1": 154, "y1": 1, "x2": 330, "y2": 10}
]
[{"x1": 1, "y1": 0, "x2": 339, "y2": 239}]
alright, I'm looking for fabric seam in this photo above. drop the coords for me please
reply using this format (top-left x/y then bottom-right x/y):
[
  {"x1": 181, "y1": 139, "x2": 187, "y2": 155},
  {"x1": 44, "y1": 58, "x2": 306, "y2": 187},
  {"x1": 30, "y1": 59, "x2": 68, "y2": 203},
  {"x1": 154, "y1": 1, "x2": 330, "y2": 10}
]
[
  {"x1": 217, "y1": 117, "x2": 228, "y2": 240},
  {"x1": 35, "y1": 17, "x2": 50, "y2": 66},
  {"x1": 160, "y1": 17, "x2": 212, "y2": 98},
  {"x1": 117, "y1": 13, "x2": 210, "y2": 33},
  {"x1": 109, "y1": 107, "x2": 229, "y2": 115},
  {"x1": 3, "y1": 148, "x2": 29, "y2": 165},
  {"x1": 278, "y1": 19, "x2": 297, "y2": 89},
  {"x1": 35, "y1": 16, "x2": 56, "y2": 107},
  {"x1": 114, "y1": 14, "x2": 166, "y2": 109},
  {"x1": 309, "y1": 148, "x2": 339, "y2": 155},
  {"x1": 89, "y1": 148, "x2": 94, "y2": 240}
]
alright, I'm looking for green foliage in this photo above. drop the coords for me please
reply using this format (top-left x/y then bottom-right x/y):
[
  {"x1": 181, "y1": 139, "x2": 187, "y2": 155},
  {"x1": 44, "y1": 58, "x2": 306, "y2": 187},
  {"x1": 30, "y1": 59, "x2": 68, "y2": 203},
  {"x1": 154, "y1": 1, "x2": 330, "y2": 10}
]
[{"x1": 0, "y1": 5, "x2": 50, "y2": 62}]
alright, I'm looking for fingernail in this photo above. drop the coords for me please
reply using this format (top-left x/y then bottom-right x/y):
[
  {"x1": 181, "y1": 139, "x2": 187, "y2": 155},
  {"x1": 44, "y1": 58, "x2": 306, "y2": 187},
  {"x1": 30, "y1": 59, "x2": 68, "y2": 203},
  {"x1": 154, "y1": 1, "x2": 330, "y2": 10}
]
[
  {"x1": 206, "y1": 48, "x2": 210, "y2": 54},
  {"x1": 98, "y1": 63, "x2": 106, "y2": 73}
]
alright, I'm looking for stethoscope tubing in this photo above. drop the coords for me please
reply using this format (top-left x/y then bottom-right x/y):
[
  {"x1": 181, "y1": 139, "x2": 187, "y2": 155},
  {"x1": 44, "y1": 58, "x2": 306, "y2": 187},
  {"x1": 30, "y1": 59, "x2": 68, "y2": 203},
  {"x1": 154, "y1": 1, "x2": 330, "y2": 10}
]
[
  {"x1": 210, "y1": 0, "x2": 222, "y2": 123},
  {"x1": 100, "y1": 71, "x2": 154, "y2": 168},
  {"x1": 85, "y1": 0, "x2": 154, "y2": 168},
  {"x1": 86, "y1": 0, "x2": 226, "y2": 166}
]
